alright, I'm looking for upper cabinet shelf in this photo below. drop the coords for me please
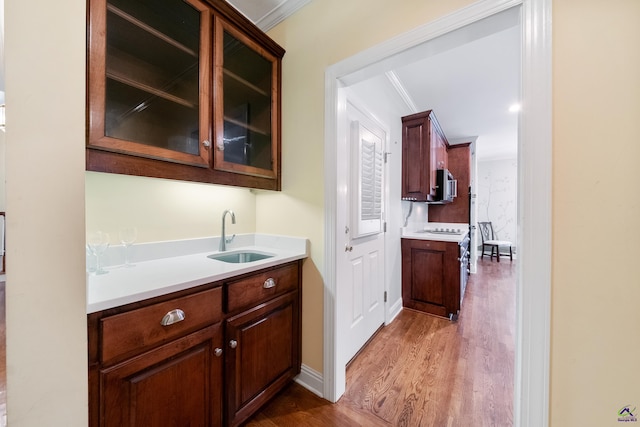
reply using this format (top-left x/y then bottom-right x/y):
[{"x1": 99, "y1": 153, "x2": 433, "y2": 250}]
[{"x1": 87, "y1": 0, "x2": 285, "y2": 190}]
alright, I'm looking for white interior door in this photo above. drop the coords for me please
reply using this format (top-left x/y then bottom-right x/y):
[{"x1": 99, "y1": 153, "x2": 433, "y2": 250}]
[{"x1": 337, "y1": 93, "x2": 387, "y2": 365}]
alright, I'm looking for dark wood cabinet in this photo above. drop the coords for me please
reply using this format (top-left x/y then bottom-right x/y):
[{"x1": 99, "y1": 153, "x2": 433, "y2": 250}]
[
  {"x1": 100, "y1": 324, "x2": 223, "y2": 427},
  {"x1": 87, "y1": 0, "x2": 284, "y2": 190},
  {"x1": 88, "y1": 260, "x2": 302, "y2": 427},
  {"x1": 402, "y1": 237, "x2": 468, "y2": 320},
  {"x1": 401, "y1": 110, "x2": 449, "y2": 202},
  {"x1": 223, "y1": 262, "x2": 301, "y2": 427},
  {"x1": 88, "y1": 286, "x2": 225, "y2": 427},
  {"x1": 428, "y1": 143, "x2": 471, "y2": 223},
  {"x1": 225, "y1": 292, "x2": 300, "y2": 427}
]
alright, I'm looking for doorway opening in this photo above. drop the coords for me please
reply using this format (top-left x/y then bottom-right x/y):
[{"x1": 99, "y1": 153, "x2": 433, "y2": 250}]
[{"x1": 323, "y1": 1, "x2": 552, "y2": 425}]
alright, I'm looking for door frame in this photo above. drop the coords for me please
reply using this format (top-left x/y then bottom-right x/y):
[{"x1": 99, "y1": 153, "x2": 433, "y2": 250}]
[{"x1": 323, "y1": 0, "x2": 552, "y2": 426}]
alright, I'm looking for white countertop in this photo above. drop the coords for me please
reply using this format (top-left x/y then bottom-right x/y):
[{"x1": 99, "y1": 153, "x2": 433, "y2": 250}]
[
  {"x1": 402, "y1": 222, "x2": 469, "y2": 243},
  {"x1": 87, "y1": 234, "x2": 308, "y2": 313}
]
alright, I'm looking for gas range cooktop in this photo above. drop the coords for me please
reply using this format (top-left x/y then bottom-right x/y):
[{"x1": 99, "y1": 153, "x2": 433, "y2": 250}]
[{"x1": 422, "y1": 227, "x2": 465, "y2": 235}]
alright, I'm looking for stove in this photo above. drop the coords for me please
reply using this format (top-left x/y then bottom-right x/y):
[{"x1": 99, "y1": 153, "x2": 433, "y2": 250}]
[{"x1": 423, "y1": 227, "x2": 464, "y2": 235}]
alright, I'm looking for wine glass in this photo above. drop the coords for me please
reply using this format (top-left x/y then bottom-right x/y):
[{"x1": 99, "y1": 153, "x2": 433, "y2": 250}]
[
  {"x1": 119, "y1": 227, "x2": 138, "y2": 268},
  {"x1": 87, "y1": 231, "x2": 110, "y2": 275}
]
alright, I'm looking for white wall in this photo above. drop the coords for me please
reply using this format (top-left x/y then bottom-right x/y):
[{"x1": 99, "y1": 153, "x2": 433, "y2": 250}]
[{"x1": 477, "y1": 157, "x2": 517, "y2": 248}]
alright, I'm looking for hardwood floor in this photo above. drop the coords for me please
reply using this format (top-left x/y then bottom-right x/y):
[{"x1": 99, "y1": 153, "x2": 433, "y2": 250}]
[{"x1": 246, "y1": 257, "x2": 515, "y2": 427}]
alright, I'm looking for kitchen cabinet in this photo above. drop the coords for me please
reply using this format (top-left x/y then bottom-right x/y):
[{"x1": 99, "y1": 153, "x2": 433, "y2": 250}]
[
  {"x1": 87, "y1": 0, "x2": 284, "y2": 190},
  {"x1": 428, "y1": 143, "x2": 471, "y2": 223},
  {"x1": 401, "y1": 236, "x2": 469, "y2": 320},
  {"x1": 88, "y1": 286, "x2": 225, "y2": 427},
  {"x1": 401, "y1": 110, "x2": 449, "y2": 202},
  {"x1": 223, "y1": 263, "x2": 301, "y2": 427},
  {"x1": 88, "y1": 260, "x2": 302, "y2": 427}
]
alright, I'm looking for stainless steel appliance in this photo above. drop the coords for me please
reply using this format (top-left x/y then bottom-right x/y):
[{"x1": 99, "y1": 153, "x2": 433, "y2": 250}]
[{"x1": 433, "y1": 169, "x2": 457, "y2": 203}]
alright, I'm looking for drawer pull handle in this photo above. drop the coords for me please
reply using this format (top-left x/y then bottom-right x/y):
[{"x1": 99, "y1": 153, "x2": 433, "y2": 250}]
[
  {"x1": 214, "y1": 348, "x2": 223, "y2": 357},
  {"x1": 263, "y1": 278, "x2": 276, "y2": 289},
  {"x1": 160, "y1": 309, "x2": 185, "y2": 326},
  {"x1": 229, "y1": 340, "x2": 238, "y2": 349}
]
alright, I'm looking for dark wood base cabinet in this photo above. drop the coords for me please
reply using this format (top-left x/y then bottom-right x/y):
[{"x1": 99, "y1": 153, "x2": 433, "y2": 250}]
[
  {"x1": 88, "y1": 260, "x2": 302, "y2": 427},
  {"x1": 100, "y1": 324, "x2": 224, "y2": 427},
  {"x1": 225, "y1": 292, "x2": 300, "y2": 427},
  {"x1": 401, "y1": 238, "x2": 466, "y2": 320}
]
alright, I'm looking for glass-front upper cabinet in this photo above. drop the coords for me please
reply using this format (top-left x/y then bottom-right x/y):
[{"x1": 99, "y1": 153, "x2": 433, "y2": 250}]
[
  {"x1": 88, "y1": 0, "x2": 211, "y2": 167},
  {"x1": 214, "y1": 18, "x2": 280, "y2": 180}
]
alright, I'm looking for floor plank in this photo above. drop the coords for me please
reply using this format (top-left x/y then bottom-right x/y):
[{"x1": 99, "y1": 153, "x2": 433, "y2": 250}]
[{"x1": 246, "y1": 257, "x2": 515, "y2": 426}]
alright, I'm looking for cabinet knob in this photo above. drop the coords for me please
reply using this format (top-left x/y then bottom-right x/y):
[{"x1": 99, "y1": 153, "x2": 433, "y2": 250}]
[
  {"x1": 202, "y1": 140, "x2": 211, "y2": 148},
  {"x1": 263, "y1": 278, "x2": 276, "y2": 289},
  {"x1": 160, "y1": 309, "x2": 185, "y2": 326},
  {"x1": 217, "y1": 139, "x2": 225, "y2": 151},
  {"x1": 229, "y1": 340, "x2": 238, "y2": 349},
  {"x1": 214, "y1": 348, "x2": 223, "y2": 357}
]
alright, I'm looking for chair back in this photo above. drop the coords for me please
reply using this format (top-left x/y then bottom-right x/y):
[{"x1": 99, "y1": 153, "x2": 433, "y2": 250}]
[{"x1": 477, "y1": 222, "x2": 495, "y2": 244}]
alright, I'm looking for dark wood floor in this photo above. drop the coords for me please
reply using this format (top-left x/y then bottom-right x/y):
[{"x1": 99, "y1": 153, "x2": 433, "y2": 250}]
[{"x1": 246, "y1": 257, "x2": 515, "y2": 427}]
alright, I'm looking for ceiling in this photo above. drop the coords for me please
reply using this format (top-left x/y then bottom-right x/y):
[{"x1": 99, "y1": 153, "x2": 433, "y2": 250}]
[
  {"x1": 226, "y1": 1, "x2": 521, "y2": 161},
  {"x1": 225, "y1": 0, "x2": 311, "y2": 31}
]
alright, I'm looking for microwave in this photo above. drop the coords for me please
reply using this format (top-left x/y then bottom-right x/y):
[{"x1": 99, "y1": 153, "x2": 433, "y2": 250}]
[{"x1": 434, "y1": 169, "x2": 457, "y2": 203}]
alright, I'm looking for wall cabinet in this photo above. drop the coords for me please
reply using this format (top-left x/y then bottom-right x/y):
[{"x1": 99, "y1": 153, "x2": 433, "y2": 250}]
[
  {"x1": 401, "y1": 237, "x2": 468, "y2": 320},
  {"x1": 88, "y1": 261, "x2": 302, "y2": 427},
  {"x1": 401, "y1": 110, "x2": 449, "y2": 202},
  {"x1": 87, "y1": 0, "x2": 284, "y2": 190},
  {"x1": 428, "y1": 143, "x2": 471, "y2": 223}
]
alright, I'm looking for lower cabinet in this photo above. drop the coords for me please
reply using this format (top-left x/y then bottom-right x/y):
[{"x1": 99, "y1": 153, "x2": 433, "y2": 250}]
[
  {"x1": 88, "y1": 260, "x2": 302, "y2": 427},
  {"x1": 100, "y1": 324, "x2": 224, "y2": 427},
  {"x1": 401, "y1": 238, "x2": 464, "y2": 320},
  {"x1": 225, "y1": 292, "x2": 300, "y2": 427}
]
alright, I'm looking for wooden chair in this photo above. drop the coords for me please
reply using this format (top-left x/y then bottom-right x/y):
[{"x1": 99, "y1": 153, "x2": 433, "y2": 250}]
[{"x1": 478, "y1": 221, "x2": 513, "y2": 262}]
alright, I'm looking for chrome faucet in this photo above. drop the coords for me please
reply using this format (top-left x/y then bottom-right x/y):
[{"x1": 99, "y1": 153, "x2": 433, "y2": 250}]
[{"x1": 219, "y1": 210, "x2": 236, "y2": 251}]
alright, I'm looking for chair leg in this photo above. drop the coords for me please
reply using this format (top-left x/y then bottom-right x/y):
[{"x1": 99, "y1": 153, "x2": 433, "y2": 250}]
[
  {"x1": 509, "y1": 246, "x2": 513, "y2": 261},
  {"x1": 496, "y1": 246, "x2": 500, "y2": 262}
]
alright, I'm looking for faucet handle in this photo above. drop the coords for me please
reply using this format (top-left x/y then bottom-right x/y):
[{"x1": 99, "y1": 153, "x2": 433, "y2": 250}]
[{"x1": 225, "y1": 234, "x2": 236, "y2": 245}]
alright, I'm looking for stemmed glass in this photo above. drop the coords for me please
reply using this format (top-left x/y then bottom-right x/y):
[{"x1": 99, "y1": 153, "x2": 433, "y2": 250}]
[
  {"x1": 119, "y1": 227, "x2": 137, "y2": 268},
  {"x1": 87, "y1": 231, "x2": 110, "y2": 275}
]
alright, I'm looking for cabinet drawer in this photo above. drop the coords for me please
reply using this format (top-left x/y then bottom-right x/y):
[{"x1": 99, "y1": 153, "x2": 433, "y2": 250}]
[
  {"x1": 226, "y1": 263, "x2": 299, "y2": 313},
  {"x1": 101, "y1": 286, "x2": 222, "y2": 365}
]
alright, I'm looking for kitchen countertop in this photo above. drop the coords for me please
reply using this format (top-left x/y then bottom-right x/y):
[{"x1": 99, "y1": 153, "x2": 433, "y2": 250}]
[
  {"x1": 87, "y1": 233, "x2": 308, "y2": 313},
  {"x1": 402, "y1": 222, "x2": 469, "y2": 243}
]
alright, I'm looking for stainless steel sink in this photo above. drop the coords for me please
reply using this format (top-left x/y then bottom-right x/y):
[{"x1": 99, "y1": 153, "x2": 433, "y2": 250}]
[{"x1": 207, "y1": 250, "x2": 274, "y2": 263}]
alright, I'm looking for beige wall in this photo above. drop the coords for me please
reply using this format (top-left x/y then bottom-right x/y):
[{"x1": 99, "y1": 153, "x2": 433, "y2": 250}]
[
  {"x1": 5, "y1": 0, "x2": 640, "y2": 425},
  {"x1": 86, "y1": 172, "x2": 257, "y2": 244},
  {"x1": 5, "y1": 0, "x2": 88, "y2": 425},
  {"x1": 551, "y1": 0, "x2": 640, "y2": 425}
]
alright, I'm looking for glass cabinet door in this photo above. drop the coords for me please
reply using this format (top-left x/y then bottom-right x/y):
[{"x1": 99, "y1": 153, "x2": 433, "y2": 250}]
[
  {"x1": 88, "y1": 0, "x2": 211, "y2": 167},
  {"x1": 214, "y1": 18, "x2": 279, "y2": 179}
]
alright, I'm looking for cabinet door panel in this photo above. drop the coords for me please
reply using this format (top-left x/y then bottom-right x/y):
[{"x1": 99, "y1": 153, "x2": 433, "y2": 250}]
[
  {"x1": 411, "y1": 248, "x2": 446, "y2": 306},
  {"x1": 88, "y1": 0, "x2": 212, "y2": 167},
  {"x1": 225, "y1": 292, "x2": 300, "y2": 427},
  {"x1": 101, "y1": 324, "x2": 223, "y2": 427},
  {"x1": 402, "y1": 117, "x2": 429, "y2": 199},
  {"x1": 214, "y1": 18, "x2": 280, "y2": 179}
]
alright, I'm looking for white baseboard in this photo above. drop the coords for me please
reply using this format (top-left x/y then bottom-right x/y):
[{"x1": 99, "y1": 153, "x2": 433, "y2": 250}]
[
  {"x1": 386, "y1": 297, "x2": 403, "y2": 325},
  {"x1": 295, "y1": 364, "x2": 324, "y2": 398}
]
